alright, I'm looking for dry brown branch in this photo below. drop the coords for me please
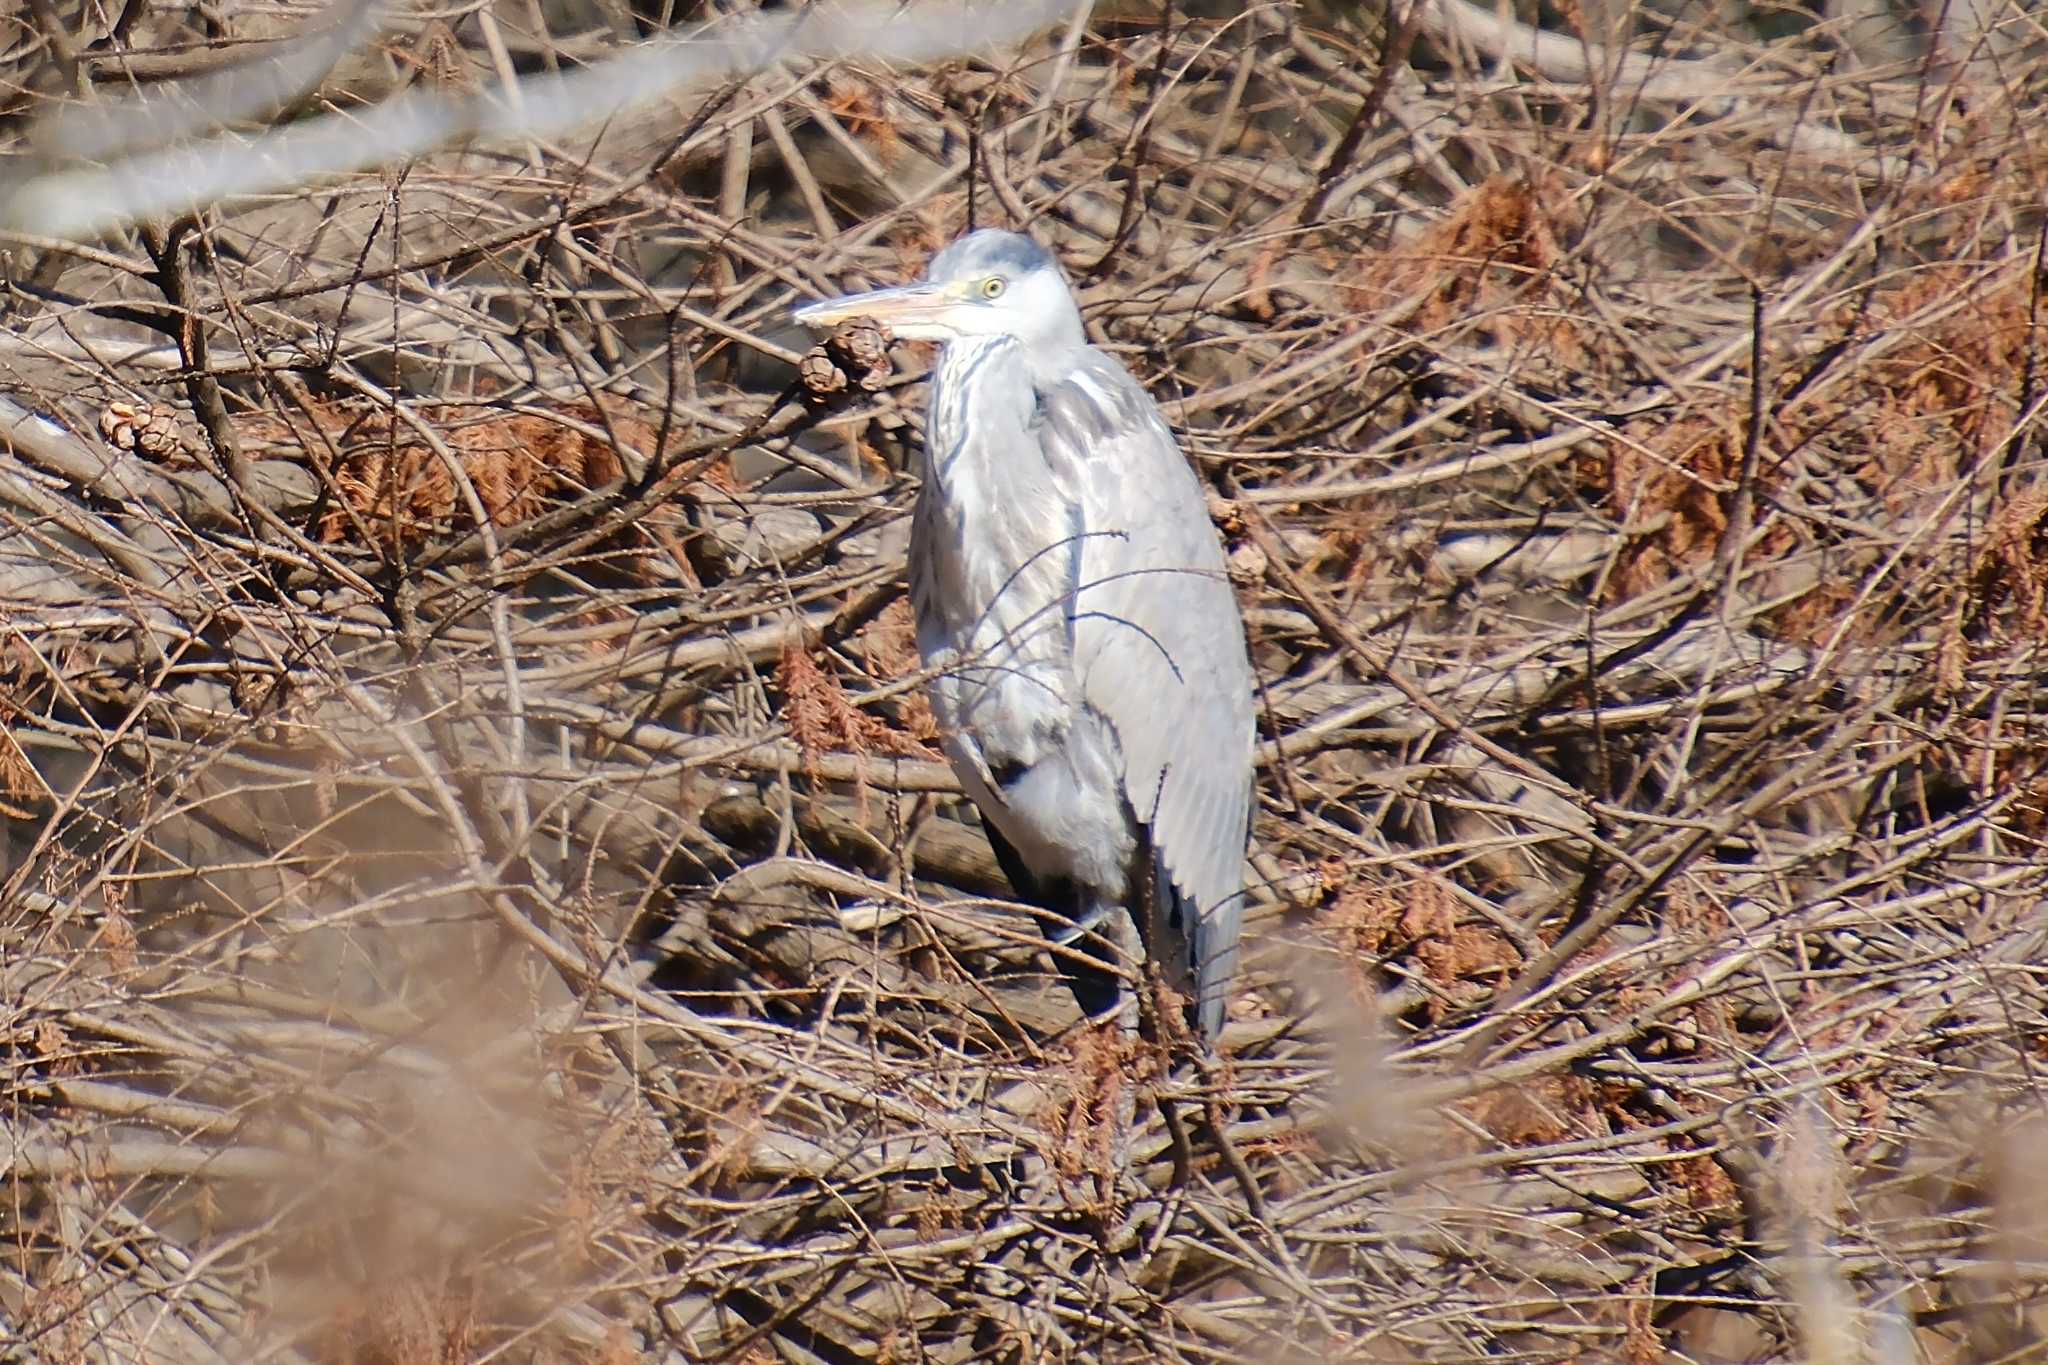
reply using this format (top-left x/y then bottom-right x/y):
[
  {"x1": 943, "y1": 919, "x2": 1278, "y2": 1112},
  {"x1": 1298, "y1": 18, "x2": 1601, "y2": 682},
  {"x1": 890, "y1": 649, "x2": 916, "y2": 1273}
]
[{"x1": 4, "y1": 2, "x2": 2048, "y2": 1362}]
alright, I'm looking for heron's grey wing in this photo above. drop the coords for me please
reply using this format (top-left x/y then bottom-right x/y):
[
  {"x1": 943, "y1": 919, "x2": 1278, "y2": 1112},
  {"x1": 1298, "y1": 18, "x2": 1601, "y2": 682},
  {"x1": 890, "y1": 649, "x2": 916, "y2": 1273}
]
[{"x1": 1036, "y1": 352, "x2": 1255, "y2": 1037}]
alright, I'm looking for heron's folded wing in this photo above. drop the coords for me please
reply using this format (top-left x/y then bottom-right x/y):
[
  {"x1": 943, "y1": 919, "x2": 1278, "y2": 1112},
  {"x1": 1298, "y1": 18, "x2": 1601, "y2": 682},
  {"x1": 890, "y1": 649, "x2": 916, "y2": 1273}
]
[{"x1": 1035, "y1": 353, "x2": 1255, "y2": 1029}]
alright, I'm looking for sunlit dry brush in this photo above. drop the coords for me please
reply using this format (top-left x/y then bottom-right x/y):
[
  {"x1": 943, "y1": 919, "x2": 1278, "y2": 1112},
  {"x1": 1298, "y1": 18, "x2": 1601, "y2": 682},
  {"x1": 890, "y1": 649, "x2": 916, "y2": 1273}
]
[{"x1": 5, "y1": 0, "x2": 2048, "y2": 1360}]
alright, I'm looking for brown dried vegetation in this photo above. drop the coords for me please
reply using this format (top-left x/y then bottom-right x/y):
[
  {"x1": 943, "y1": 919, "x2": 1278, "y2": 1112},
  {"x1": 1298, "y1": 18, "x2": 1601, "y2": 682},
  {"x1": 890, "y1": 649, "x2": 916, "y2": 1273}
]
[
  {"x1": 1349, "y1": 174, "x2": 1584, "y2": 363},
  {"x1": 5, "y1": 1, "x2": 2048, "y2": 1362},
  {"x1": 777, "y1": 636, "x2": 936, "y2": 790}
]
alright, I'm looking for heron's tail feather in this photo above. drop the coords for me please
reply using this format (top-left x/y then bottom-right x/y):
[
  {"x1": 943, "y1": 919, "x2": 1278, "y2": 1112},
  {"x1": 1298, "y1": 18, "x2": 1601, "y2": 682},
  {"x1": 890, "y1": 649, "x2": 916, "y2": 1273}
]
[{"x1": 1137, "y1": 833, "x2": 1224, "y2": 1041}]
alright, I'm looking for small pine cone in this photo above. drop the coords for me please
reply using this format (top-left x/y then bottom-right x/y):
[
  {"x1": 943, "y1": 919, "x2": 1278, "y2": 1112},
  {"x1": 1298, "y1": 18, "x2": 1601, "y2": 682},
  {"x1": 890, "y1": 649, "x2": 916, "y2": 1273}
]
[
  {"x1": 831, "y1": 319, "x2": 894, "y2": 390},
  {"x1": 98, "y1": 401, "x2": 197, "y2": 466},
  {"x1": 799, "y1": 350, "x2": 850, "y2": 398},
  {"x1": 231, "y1": 669, "x2": 290, "y2": 745},
  {"x1": 1227, "y1": 539, "x2": 1268, "y2": 587}
]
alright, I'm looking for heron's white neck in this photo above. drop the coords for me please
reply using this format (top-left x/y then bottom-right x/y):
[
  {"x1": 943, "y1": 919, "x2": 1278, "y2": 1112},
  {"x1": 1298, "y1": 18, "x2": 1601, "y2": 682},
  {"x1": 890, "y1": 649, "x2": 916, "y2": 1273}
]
[{"x1": 926, "y1": 337, "x2": 1023, "y2": 477}]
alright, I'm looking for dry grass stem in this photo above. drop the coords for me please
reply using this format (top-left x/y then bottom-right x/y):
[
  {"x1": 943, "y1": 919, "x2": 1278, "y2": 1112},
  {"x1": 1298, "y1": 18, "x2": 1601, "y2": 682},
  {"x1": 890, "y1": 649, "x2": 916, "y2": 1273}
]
[{"x1": 3, "y1": 0, "x2": 2048, "y2": 1360}]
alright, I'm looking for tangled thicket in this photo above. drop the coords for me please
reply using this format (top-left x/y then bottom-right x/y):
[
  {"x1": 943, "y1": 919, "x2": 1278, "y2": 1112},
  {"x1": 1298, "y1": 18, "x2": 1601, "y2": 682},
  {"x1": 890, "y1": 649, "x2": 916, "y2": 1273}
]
[{"x1": 4, "y1": 1, "x2": 2048, "y2": 1361}]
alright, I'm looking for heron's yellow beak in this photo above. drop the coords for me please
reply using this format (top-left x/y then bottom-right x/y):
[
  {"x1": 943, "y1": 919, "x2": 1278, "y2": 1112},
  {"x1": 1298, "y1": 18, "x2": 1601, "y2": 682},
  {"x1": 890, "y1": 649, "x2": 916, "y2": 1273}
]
[{"x1": 793, "y1": 282, "x2": 965, "y2": 340}]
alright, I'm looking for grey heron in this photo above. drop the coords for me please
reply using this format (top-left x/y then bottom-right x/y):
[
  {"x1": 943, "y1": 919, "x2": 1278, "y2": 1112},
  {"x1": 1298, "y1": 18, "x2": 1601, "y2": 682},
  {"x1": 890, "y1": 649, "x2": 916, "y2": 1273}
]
[{"x1": 795, "y1": 229, "x2": 1255, "y2": 1043}]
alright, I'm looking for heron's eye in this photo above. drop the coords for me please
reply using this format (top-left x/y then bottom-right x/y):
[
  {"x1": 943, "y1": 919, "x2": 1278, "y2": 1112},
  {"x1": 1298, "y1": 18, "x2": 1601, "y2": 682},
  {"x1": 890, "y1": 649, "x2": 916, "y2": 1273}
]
[{"x1": 981, "y1": 277, "x2": 1006, "y2": 299}]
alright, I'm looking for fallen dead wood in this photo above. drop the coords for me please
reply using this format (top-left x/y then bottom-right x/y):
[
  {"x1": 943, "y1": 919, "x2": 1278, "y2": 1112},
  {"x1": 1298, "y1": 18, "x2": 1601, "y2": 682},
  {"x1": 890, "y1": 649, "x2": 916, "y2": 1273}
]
[{"x1": 4, "y1": 2, "x2": 2048, "y2": 1362}]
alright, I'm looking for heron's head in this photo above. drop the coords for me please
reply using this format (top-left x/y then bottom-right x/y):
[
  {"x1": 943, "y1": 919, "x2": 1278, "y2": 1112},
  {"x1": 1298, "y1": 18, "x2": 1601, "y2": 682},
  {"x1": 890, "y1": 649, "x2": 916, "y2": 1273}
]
[{"x1": 794, "y1": 229, "x2": 1084, "y2": 355}]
